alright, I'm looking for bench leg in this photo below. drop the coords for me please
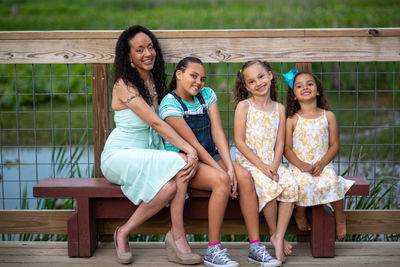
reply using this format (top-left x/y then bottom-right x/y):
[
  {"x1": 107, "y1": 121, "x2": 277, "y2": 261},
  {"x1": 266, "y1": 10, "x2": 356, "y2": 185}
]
[
  {"x1": 67, "y1": 211, "x2": 79, "y2": 257},
  {"x1": 310, "y1": 204, "x2": 335, "y2": 258},
  {"x1": 76, "y1": 197, "x2": 98, "y2": 257}
]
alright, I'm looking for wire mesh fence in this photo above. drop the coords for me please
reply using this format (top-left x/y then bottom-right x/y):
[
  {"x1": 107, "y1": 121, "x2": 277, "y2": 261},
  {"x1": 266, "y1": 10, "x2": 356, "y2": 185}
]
[{"x1": 0, "y1": 62, "x2": 399, "y2": 210}]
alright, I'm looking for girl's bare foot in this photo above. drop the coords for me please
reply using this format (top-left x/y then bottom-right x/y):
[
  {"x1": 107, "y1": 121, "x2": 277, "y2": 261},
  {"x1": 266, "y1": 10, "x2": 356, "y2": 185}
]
[
  {"x1": 294, "y1": 212, "x2": 311, "y2": 231},
  {"x1": 270, "y1": 234, "x2": 285, "y2": 262},
  {"x1": 335, "y1": 214, "x2": 347, "y2": 241},
  {"x1": 283, "y1": 239, "x2": 293, "y2": 255}
]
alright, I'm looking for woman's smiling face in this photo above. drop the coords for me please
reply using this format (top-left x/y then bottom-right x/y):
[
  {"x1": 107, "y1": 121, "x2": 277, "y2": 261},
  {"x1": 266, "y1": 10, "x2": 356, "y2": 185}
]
[{"x1": 128, "y1": 32, "x2": 156, "y2": 74}]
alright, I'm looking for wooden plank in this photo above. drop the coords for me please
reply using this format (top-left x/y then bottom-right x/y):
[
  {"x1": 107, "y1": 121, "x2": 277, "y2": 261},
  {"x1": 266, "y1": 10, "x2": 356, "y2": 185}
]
[
  {"x1": 1, "y1": 28, "x2": 399, "y2": 40},
  {"x1": 1, "y1": 35, "x2": 399, "y2": 64},
  {"x1": 91, "y1": 64, "x2": 110, "y2": 178},
  {"x1": 1, "y1": 209, "x2": 399, "y2": 235},
  {"x1": 346, "y1": 210, "x2": 400, "y2": 234},
  {"x1": 345, "y1": 176, "x2": 369, "y2": 196},
  {"x1": 0, "y1": 210, "x2": 72, "y2": 234},
  {"x1": 33, "y1": 178, "x2": 125, "y2": 198},
  {"x1": 0, "y1": 242, "x2": 399, "y2": 267},
  {"x1": 304, "y1": 28, "x2": 400, "y2": 37},
  {"x1": 98, "y1": 217, "x2": 302, "y2": 235},
  {"x1": 0, "y1": 39, "x2": 115, "y2": 64}
]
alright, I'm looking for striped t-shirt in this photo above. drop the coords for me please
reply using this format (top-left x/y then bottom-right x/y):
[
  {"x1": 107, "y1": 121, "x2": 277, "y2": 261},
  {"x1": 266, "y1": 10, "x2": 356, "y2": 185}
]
[{"x1": 158, "y1": 87, "x2": 217, "y2": 151}]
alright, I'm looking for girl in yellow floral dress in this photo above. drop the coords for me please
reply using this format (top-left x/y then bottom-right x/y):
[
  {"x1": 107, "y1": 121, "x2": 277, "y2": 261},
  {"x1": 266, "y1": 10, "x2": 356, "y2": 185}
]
[
  {"x1": 233, "y1": 60, "x2": 299, "y2": 263},
  {"x1": 283, "y1": 69, "x2": 354, "y2": 241}
]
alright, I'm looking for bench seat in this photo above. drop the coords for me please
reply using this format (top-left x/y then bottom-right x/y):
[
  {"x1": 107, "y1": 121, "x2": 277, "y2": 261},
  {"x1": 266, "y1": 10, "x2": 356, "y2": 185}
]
[{"x1": 33, "y1": 175, "x2": 368, "y2": 257}]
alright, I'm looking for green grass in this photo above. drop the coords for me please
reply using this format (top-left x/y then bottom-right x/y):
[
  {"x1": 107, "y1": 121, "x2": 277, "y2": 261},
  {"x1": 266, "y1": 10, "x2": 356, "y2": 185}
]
[{"x1": 1, "y1": 0, "x2": 399, "y2": 31}]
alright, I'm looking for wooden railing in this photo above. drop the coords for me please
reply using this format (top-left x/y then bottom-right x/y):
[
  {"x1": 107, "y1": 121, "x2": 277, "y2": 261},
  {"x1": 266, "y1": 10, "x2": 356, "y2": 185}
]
[{"x1": 0, "y1": 28, "x2": 399, "y2": 237}]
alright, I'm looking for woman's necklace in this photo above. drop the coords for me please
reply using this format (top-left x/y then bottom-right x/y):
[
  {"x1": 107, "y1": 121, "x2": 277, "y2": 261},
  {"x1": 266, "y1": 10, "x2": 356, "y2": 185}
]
[
  {"x1": 149, "y1": 85, "x2": 157, "y2": 98},
  {"x1": 145, "y1": 75, "x2": 157, "y2": 98}
]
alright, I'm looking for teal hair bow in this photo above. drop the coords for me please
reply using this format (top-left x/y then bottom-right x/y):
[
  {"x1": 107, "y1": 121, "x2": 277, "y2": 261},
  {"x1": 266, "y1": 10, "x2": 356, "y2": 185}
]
[{"x1": 283, "y1": 68, "x2": 299, "y2": 89}]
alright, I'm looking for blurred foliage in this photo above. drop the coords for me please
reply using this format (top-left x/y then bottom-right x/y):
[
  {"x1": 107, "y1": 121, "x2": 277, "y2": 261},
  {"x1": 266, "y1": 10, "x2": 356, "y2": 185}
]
[{"x1": 0, "y1": 0, "x2": 399, "y2": 31}]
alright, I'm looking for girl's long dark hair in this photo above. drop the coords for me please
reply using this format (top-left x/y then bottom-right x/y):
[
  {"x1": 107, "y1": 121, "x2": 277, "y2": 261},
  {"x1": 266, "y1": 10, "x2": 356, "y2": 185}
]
[
  {"x1": 167, "y1": 56, "x2": 204, "y2": 93},
  {"x1": 286, "y1": 72, "x2": 330, "y2": 117},
  {"x1": 232, "y1": 60, "x2": 278, "y2": 108},
  {"x1": 114, "y1": 24, "x2": 166, "y2": 105}
]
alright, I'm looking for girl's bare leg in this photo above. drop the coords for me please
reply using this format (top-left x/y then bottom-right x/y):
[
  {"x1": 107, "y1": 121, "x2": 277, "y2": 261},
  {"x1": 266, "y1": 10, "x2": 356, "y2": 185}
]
[
  {"x1": 189, "y1": 163, "x2": 230, "y2": 243},
  {"x1": 220, "y1": 161, "x2": 260, "y2": 241},
  {"x1": 294, "y1": 206, "x2": 311, "y2": 231},
  {"x1": 331, "y1": 199, "x2": 346, "y2": 240},
  {"x1": 270, "y1": 202, "x2": 294, "y2": 262},
  {"x1": 262, "y1": 200, "x2": 278, "y2": 257}
]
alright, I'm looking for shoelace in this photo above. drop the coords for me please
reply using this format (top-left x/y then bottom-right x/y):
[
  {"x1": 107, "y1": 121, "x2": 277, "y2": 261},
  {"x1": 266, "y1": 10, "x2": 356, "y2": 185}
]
[
  {"x1": 211, "y1": 247, "x2": 231, "y2": 264},
  {"x1": 254, "y1": 244, "x2": 273, "y2": 262}
]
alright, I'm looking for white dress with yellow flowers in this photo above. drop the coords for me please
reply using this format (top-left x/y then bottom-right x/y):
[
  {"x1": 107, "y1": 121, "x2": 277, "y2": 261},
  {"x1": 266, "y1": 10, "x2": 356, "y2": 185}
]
[
  {"x1": 289, "y1": 111, "x2": 354, "y2": 206},
  {"x1": 235, "y1": 101, "x2": 299, "y2": 212}
]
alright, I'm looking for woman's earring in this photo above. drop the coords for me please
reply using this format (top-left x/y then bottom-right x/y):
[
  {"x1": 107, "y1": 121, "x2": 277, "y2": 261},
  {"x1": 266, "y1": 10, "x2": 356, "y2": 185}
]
[{"x1": 130, "y1": 62, "x2": 136, "y2": 69}]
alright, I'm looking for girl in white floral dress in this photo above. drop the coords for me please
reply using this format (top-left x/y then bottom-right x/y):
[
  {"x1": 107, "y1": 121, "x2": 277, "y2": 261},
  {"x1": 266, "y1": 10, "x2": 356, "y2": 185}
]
[
  {"x1": 283, "y1": 69, "x2": 354, "y2": 241},
  {"x1": 234, "y1": 60, "x2": 299, "y2": 263}
]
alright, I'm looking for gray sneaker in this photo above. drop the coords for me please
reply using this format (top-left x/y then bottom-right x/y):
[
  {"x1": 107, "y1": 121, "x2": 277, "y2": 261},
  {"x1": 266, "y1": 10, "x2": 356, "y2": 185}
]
[
  {"x1": 203, "y1": 244, "x2": 239, "y2": 267},
  {"x1": 248, "y1": 242, "x2": 282, "y2": 267}
]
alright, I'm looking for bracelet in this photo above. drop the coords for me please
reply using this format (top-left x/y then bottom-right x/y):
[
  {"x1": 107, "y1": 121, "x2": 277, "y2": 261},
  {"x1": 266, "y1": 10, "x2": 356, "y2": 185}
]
[{"x1": 187, "y1": 153, "x2": 198, "y2": 161}]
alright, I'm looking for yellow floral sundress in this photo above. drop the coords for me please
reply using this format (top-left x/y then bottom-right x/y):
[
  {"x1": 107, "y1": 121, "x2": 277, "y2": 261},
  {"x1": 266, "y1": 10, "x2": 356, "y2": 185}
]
[
  {"x1": 289, "y1": 111, "x2": 354, "y2": 206},
  {"x1": 236, "y1": 100, "x2": 299, "y2": 212}
]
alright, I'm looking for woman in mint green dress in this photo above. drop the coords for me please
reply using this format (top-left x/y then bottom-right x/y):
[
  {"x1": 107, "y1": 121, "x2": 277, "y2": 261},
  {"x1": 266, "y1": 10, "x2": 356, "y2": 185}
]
[{"x1": 100, "y1": 25, "x2": 201, "y2": 265}]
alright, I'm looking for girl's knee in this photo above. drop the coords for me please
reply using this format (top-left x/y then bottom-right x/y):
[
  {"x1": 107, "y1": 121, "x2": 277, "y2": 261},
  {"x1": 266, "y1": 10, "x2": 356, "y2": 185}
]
[
  {"x1": 236, "y1": 167, "x2": 255, "y2": 192},
  {"x1": 213, "y1": 171, "x2": 230, "y2": 195},
  {"x1": 237, "y1": 165, "x2": 251, "y2": 179}
]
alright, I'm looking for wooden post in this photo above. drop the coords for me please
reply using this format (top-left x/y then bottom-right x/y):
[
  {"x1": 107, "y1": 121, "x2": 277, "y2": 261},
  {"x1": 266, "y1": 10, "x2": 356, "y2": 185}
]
[
  {"x1": 91, "y1": 64, "x2": 110, "y2": 178},
  {"x1": 310, "y1": 205, "x2": 335, "y2": 257},
  {"x1": 296, "y1": 62, "x2": 312, "y2": 73}
]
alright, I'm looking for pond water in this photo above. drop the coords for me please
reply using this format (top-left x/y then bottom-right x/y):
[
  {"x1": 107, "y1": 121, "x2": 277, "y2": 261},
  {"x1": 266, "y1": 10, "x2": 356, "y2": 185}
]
[{"x1": 0, "y1": 146, "x2": 94, "y2": 209}]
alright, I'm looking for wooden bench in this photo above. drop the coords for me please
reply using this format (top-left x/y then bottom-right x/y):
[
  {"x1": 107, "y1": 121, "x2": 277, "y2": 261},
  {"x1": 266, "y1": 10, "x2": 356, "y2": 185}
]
[{"x1": 33, "y1": 175, "x2": 368, "y2": 258}]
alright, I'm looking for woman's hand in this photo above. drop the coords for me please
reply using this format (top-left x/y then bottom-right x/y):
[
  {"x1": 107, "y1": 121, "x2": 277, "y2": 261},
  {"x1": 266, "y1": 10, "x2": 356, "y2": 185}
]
[
  {"x1": 177, "y1": 153, "x2": 198, "y2": 183},
  {"x1": 226, "y1": 168, "x2": 238, "y2": 199},
  {"x1": 311, "y1": 160, "x2": 326, "y2": 177}
]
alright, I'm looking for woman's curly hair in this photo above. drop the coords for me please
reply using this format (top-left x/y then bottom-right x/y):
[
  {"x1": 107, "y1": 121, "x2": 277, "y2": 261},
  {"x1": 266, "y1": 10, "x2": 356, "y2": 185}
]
[
  {"x1": 114, "y1": 24, "x2": 167, "y2": 105},
  {"x1": 232, "y1": 60, "x2": 278, "y2": 108},
  {"x1": 286, "y1": 72, "x2": 330, "y2": 117}
]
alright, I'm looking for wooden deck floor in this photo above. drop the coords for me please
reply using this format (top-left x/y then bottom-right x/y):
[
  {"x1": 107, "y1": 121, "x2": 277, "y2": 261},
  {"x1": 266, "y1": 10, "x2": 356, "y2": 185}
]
[{"x1": 0, "y1": 241, "x2": 399, "y2": 266}]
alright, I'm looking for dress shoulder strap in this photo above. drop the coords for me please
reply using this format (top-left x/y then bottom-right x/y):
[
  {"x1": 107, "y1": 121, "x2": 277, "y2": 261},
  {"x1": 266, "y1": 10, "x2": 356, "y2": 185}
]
[{"x1": 246, "y1": 99, "x2": 252, "y2": 107}]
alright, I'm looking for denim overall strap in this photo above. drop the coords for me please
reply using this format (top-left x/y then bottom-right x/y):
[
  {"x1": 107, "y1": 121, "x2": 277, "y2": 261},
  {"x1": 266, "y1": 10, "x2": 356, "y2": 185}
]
[
  {"x1": 169, "y1": 91, "x2": 220, "y2": 161},
  {"x1": 170, "y1": 91, "x2": 207, "y2": 115},
  {"x1": 170, "y1": 91, "x2": 189, "y2": 117},
  {"x1": 194, "y1": 92, "x2": 208, "y2": 113}
]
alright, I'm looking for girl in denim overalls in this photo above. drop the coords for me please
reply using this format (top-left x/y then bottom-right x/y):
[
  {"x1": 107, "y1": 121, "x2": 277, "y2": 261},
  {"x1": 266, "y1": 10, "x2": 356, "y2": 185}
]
[{"x1": 159, "y1": 57, "x2": 281, "y2": 267}]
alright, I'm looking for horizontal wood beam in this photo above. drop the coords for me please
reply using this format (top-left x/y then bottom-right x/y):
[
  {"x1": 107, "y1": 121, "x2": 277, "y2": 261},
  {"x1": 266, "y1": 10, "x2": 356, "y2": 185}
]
[
  {"x1": 346, "y1": 210, "x2": 400, "y2": 234},
  {"x1": 0, "y1": 210, "x2": 72, "y2": 234},
  {"x1": 1, "y1": 210, "x2": 399, "y2": 235},
  {"x1": 1, "y1": 28, "x2": 399, "y2": 39},
  {"x1": 0, "y1": 28, "x2": 399, "y2": 64}
]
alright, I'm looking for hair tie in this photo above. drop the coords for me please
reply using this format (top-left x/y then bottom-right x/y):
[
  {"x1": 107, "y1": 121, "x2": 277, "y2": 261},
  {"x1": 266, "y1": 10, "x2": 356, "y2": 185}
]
[
  {"x1": 239, "y1": 68, "x2": 242, "y2": 73},
  {"x1": 282, "y1": 68, "x2": 299, "y2": 89}
]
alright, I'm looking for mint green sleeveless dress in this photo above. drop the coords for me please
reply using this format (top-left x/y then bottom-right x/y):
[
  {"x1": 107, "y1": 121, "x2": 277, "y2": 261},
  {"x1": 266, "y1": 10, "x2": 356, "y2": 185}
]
[{"x1": 101, "y1": 108, "x2": 186, "y2": 205}]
